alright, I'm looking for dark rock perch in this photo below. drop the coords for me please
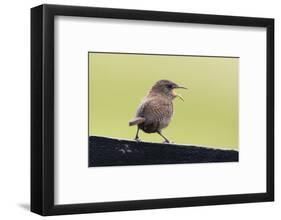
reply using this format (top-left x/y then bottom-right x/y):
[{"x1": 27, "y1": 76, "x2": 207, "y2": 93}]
[{"x1": 89, "y1": 136, "x2": 238, "y2": 167}]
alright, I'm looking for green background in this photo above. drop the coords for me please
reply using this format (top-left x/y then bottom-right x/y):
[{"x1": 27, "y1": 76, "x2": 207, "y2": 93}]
[{"x1": 89, "y1": 52, "x2": 239, "y2": 150}]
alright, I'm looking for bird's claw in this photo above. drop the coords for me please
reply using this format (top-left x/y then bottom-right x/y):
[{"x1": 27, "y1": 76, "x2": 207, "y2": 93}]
[
  {"x1": 163, "y1": 140, "x2": 171, "y2": 144},
  {"x1": 135, "y1": 137, "x2": 141, "y2": 142}
]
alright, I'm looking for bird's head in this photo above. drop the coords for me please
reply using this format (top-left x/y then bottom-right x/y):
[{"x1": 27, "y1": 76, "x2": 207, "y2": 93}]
[{"x1": 151, "y1": 80, "x2": 187, "y2": 101}]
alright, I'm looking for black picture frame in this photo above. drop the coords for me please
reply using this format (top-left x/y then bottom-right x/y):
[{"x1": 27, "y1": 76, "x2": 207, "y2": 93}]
[{"x1": 31, "y1": 4, "x2": 274, "y2": 216}]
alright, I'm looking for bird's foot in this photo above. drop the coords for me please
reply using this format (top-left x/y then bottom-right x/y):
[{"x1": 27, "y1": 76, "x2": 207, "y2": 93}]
[
  {"x1": 163, "y1": 140, "x2": 171, "y2": 144},
  {"x1": 135, "y1": 137, "x2": 141, "y2": 142}
]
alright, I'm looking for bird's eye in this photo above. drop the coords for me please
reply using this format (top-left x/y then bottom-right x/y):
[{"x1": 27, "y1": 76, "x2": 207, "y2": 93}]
[{"x1": 167, "y1": 84, "x2": 173, "y2": 89}]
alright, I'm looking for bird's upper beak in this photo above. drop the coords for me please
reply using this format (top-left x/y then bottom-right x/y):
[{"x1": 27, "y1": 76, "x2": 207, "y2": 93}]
[
  {"x1": 175, "y1": 85, "x2": 187, "y2": 90},
  {"x1": 172, "y1": 85, "x2": 187, "y2": 101}
]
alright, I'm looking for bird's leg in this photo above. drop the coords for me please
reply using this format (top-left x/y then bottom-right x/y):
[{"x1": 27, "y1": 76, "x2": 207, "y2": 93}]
[
  {"x1": 134, "y1": 127, "x2": 141, "y2": 142},
  {"x1": 157, "y1": 131, "x2": 170, "y2": 143}
]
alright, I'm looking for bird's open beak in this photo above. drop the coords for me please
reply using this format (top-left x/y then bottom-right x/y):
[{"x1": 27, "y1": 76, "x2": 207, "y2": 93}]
[{"x1": 173, "y1": 85, "x2": 187, "y2": 101}]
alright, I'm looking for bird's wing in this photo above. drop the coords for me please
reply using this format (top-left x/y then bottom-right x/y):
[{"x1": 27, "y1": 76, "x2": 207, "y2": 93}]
[{"x1": 136, "y1": 97, "x2": 172, "y2": 123}]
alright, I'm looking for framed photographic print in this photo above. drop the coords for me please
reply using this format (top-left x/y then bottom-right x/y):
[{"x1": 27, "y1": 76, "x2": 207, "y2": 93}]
[{"x1": 31, "y1": 4, "x2": 274, "y2": 216}]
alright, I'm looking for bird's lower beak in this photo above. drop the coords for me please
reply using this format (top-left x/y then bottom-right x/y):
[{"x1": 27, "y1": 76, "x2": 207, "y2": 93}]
[
  {"x1": 176, "y1": 93, "x2": 185, "y2": 101},
  {"x1": 173, "y1": 85, "x2": 187, "y2": 101}
]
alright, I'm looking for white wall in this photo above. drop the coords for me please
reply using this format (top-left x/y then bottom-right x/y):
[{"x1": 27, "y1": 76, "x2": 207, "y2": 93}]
[{"x1": 0, "y1": 0, "x2": 279, "y2": 219}]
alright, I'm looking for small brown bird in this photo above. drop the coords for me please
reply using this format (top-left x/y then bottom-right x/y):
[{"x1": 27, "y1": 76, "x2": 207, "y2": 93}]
[{"x1": 129, "y1": 80, "x2": 187, "y2": 143}]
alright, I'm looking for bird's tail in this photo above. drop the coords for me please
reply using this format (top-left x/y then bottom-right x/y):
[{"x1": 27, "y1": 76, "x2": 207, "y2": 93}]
[{"x1": 129, "y1": 117, "x2": 145, "y2": 126}]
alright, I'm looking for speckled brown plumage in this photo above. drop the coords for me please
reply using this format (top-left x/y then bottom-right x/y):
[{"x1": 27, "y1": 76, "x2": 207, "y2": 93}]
[{"x1": 129, "y1": 80, "x2": 187, "y2": 143}]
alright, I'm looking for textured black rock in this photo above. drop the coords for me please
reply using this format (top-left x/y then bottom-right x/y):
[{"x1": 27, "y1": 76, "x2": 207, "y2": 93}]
[{"x1": 89, "y1": 136, "x2": 238, "y2": 167}]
